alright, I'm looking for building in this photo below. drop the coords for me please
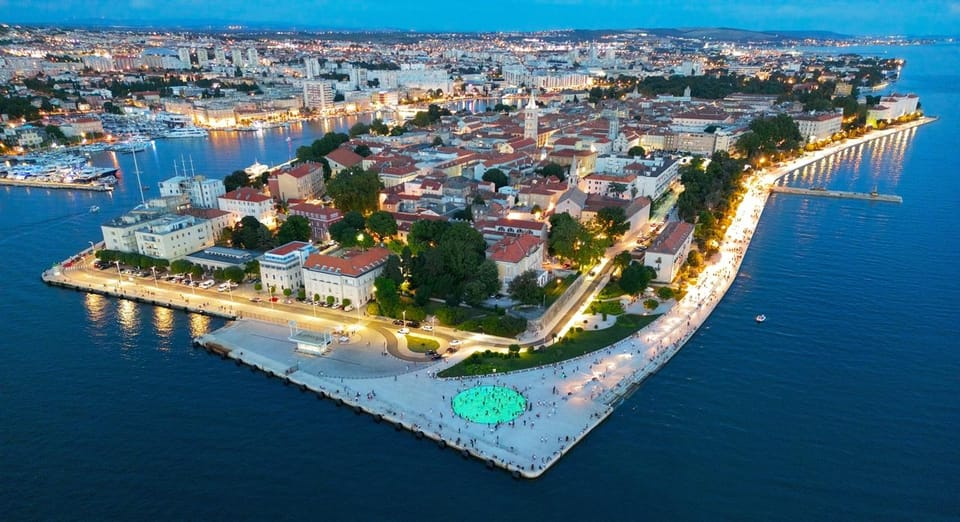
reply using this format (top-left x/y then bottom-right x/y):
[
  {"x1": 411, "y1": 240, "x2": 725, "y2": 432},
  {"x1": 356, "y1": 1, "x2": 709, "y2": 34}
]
[
  {"x1": 267, "y1": 162, "x2": 325, "y2": 202},
  {"x1": 246, "y1": 48, "x2": 259, "y2": 67},
  {"x1": 644, "y1": 221, "x2": 695, "y2": 283},
  {"x1": 217, "y1": 187, "x2": 275, "y2": 227},
  {"x1": 184, "y1": 246, "x2": 259, "y2": 273},
  {"x1": 303, "y1": 81, "x2": 334, "y2": 112},
  {"x1": 133, "y1": 214, "x2": 216, "y2": 260},
  {"x1": 866, "y1": 93, "x2": 920, "y2": 125},
  {"x1": 289, "y1": 203, "x2": 343, "y2": 241},
  {"x1": 524, "y1": 90, "x2": 539, "y2": 141},
  {"x1": 259, "y1": 241, "x2": 319, "y2": 293},
  {"x1": 794, "y1": 111, "x2": 843, "y2": 142},
  {"x1": 487, "y1": 235, "x2": 547, "y2": 292},
  {"x1": 325, "y1": 147, "x2": 364, "y2": 175},
  {"x1": 178, "y1": 207, "x2": 233, "y2": 241},
  {"x1": 158, "y1": 175, "x2": 226, "y2": 209},
  {"x1": 101, "y1": 207, "x2": 167, "y2": 253},
  {"x1": 302, "y1": 247, "x2": 391, "y2": 306}
]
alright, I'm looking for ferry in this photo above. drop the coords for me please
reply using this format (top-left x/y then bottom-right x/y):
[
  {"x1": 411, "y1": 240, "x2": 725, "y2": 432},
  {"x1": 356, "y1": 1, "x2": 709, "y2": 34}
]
[
  {"x1": 162, "y1": 127, "x2": 209, "y2": 139},
  {"x1": 755, "y1": 314, "x2": 766, "y2": 323}
]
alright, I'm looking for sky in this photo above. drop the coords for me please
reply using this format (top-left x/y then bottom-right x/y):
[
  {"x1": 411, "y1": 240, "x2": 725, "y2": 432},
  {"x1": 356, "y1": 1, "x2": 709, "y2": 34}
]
[{"x1": 4, "y1": 0, "x2": 960, "y2": 36}]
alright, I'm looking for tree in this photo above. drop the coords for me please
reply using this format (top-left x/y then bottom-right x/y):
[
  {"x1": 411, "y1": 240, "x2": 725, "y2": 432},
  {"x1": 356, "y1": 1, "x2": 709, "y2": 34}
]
[
  {"x1": 620, "y1": 262, "x2": 655, "y2": 295},
  {"x1": 232, "y1": 216, "x2": 275, "y2": 251},
  {"x1": 408, "y1": 219, "x2": 450, "y2": 253},
  {"x1": 482, "y1": 168, "x2": 509, "y2": 190},
  {"x1": 223, "y1": 266, "x2": 245, "y2": 283},
  {"x1": 383, "y1": 255, "x2": 404, "y2": 285},
  {"x1": 353, "y1": 144, "x2": 372, "y2": 157},
  {"x1": 365, "y1": 211, "x2": 397, "y2": 241},
  {"x1": 374, "y1": 276, "x2": 401, "y2": 317},
  {"x1": 475, "y1": 260, "x2": 501, "y2": 297},
  {"x1": 348, "y1": 122, "x2": 369, "y2": 137},
  {"x1": 170, "y1": 259, "x2": 193, "y2": 274},
  {"x1": 325, "y1": 165, "x2": 382, "y2": 214},
  {"x1": 627, "y1": 145, "x2": 646, "y2": 157},
  {"x1": 613, "y1": 251, "x2": 632, "y2": 273},
  {"x1": 276, "y1": 215, "x2": 311, "y2": 244},
  {"x1": 548, "y1": 213, "x2": 580, "y2": 261},
  {"x1": 432, "y1": 136, "x2": 444, "y2": 147},
  {"x1": 369, "y1": 118, "x2": 390, "y2": 135},
  {"x1": 608, "y1": 182, "x2": 628, "y2": 198},
  {"x1": 539, "y1": 162, "x2": 567, "y2": 182},
  {"x1": 223, "y1": 170, "x2": 250, "y2": 192},
  {"x1": 593, "y1": 206, "x2": 629, "y2": 241},
  {"x1": 508, "y1": 269, "x2": 545, "y2": 305}
]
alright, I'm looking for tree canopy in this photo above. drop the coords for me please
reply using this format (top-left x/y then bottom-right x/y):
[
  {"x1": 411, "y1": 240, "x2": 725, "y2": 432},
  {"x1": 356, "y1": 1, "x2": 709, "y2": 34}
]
[
  {"x1": 365, "y1": 211, "x2": 397, "y2": 241},
  {"x1": 325, "y1": 165, "x2": 382, "y2": 214},
  {"x1": 231, "y1": 216, "x2": 275, "y2": 251},
  {"x1": 481, "y1": 168, "x2": 509, "y2": 190},
  {"x1": 508, "y1": 269, "x2": 545, "y2": 305},
  {"x1": 619, "y1": 262, "x2": 656, "y2": 295},
  {"x1": 276, "y1": 215, "x2": 311, "y2": 244},
  {"x1": 592, "y1": 206, "x2": 629, "y2": 241}
]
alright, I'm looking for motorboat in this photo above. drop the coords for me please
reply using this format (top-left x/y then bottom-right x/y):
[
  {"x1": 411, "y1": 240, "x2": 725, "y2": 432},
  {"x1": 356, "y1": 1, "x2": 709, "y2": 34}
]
[
  {"x1": 89, "y1": 205, "x2": 100, "y2": 213},
  {"x1": 755, "y1": 314, "x2": 766, "y2": 323}
]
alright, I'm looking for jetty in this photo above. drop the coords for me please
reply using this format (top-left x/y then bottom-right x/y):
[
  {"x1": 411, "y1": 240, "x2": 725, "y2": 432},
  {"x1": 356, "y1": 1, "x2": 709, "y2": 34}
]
[{"x1": 769, "y1": 185, "x2": 903, "y2": 203}]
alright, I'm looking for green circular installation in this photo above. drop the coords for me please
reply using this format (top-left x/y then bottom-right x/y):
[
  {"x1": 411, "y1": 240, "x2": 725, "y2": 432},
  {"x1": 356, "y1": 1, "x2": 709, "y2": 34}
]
[{"x1": 451, "y1": 385, "x2": 527, "y2": 424}]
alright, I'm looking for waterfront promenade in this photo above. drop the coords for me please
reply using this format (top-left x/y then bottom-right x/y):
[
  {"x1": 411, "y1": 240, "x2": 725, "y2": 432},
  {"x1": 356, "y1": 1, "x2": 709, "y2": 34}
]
[{"x1": 43, "y1": 116, "x2": 933, "y2": 478}]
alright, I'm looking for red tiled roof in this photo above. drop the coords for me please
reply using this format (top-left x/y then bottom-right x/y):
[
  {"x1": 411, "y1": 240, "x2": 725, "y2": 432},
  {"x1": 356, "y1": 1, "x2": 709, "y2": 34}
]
[
  {"x1": 325, "y1": 147, "x2": 363, "y2": 167},
  {"x1": 267, "y1": 241, "x2": 311, "y2": 257},
  {"x1": 648, "y1": 221, "x2": 694, "y2": 255},
  {"x1": 303, "y1": 247, "x2": 390, "y2": 277},
  {"x1": 178, "y1": 207, "x2": 231, "y2": 219},
  {"x1": 221, "y1": 187, "x2": 271, "y2": 203},
  {"x1": 487, "y1": 234, "x2": 543, "y2": 264}
]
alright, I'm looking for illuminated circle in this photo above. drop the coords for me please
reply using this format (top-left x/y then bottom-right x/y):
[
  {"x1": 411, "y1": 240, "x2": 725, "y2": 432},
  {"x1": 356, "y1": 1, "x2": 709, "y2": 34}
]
[{"x1": 451, "y1": 386, "x2": 527, "y2": 424}]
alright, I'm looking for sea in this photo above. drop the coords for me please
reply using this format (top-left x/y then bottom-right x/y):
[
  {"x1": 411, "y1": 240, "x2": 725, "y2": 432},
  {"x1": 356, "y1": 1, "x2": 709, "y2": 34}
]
[{"x1": 1, "y1": 45, "x2": 957, "y2": 520}]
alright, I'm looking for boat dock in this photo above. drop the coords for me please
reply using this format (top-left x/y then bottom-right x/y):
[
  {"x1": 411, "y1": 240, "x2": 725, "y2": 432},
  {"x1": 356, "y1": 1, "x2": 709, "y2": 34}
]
[
  {"x1": 0, "y1": 178, "x2": 114, "y2": 192},
  {"x1": 770, "y1": 186, "x2": 903, "y2": 203}
]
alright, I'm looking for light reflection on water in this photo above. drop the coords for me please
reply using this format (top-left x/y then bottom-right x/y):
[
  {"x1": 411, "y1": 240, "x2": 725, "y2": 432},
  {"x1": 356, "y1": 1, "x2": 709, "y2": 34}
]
[{"x1": 188, "y1": 313, "x2": 212, "y2": 339}]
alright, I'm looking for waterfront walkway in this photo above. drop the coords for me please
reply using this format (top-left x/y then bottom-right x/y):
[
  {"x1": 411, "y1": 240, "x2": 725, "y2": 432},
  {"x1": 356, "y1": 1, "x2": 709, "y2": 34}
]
[{"x1": 46, "y1": 116, "x2": 934, "y2": 478}]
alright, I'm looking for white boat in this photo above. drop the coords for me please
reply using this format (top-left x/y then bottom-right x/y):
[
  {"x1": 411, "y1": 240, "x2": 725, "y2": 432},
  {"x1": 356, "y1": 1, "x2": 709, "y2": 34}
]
[
  {"x1": 755, "y1": 314, "x2": 766, "y2": 323},
  {"x1": 162, "y1": 127, "x2": 209, "y2": 139},
  {"x1": 89, "y1": 205, "x2": 100, "y2": 213}
]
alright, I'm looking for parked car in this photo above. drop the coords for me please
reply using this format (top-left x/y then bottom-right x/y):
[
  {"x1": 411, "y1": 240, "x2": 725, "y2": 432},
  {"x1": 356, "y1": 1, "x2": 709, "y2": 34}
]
[
  {"x1": 422, "y1": 325, "x2": 434, "y2": 332},
  {"x1": 392, "y1": 319, "x2": 404, "y2": 326},
  {"x1": 406, "y1": 321, "x2": 421, "y2": 328}
]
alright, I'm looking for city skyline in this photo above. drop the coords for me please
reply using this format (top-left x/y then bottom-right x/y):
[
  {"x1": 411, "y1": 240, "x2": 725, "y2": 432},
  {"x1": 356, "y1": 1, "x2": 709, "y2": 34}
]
[{"x1": 5, "y1": 0, "x2": 960, "y2": 36}]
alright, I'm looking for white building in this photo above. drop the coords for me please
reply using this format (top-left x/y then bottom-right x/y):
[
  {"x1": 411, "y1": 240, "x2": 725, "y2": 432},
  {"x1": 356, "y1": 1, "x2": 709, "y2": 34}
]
[
  {"x1": 302, "y1": 247, "x2": 391, "y2": 306},
  {"x1": 246, "y1": 48, "x2": 259, "y2": 67},
  {"x1": 259, "y1": 241, "x2": 318, "y2": 293},
  {"x1": 867, "y1": 93, "x2": 920, "y2": 125},
  {"x1": 231, "y1": 48, "x2": 244, "y2": 68},
  {"x1": 158, "y1": 175, "x2": 226, "y2": 209},
  {"x1": 303, "y1": 80, "x2": 334, "y2": 112},
  {"x1": 134, "y1": 214, "x2": 215, "y2": 260},
  {"x1": 644, "y1": 221, "x2": 695, "y2": 283},
  {"x1": 794, "y1": 110, "x2": 843, "y2": 142},
  {"x1": 524, "y1": 90, "x2": 539, "y2": 141},
  {"x1": 217, "y1": 187, "x2": 275, "y2": 227}
]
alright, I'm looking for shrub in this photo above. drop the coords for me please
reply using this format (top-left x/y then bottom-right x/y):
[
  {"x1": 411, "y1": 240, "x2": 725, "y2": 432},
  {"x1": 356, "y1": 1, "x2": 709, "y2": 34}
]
[
  {"x1": 435, "y1": 306, "x2": 467, "y2": 326},
  {"x1": 656, "y1": 287, "x2": 675, "y2": 300},
  {"x1": 644, "y1": 299, "x2": 659, "y2": 310}
]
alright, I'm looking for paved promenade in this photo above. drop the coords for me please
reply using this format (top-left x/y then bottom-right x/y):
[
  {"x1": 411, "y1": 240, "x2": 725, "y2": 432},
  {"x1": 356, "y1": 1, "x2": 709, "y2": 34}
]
[{"x1": 49, "y1": 117, "x2": 934, "y2": 478}]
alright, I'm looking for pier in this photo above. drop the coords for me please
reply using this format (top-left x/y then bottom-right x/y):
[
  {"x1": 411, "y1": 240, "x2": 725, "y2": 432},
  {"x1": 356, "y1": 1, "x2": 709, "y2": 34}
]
[{"x1": 769, "y1": 185, "x2": 903, "y2": 203}]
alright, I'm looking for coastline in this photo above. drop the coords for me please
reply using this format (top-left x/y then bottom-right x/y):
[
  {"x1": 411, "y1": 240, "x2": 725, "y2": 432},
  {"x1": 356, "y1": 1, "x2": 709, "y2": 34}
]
[
  {"x1": 0, "y1": 177, "x2": 114, "y2": 192},
  {"x1": 43, "y1": 116, "x2": 935, "y2": 479}
]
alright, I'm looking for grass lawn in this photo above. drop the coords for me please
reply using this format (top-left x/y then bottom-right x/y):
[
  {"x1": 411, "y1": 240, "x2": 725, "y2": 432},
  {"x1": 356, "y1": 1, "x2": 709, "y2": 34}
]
[
  {"x1": 544, "y1": 273, "x2": 579, "y2": 307},
  {"x1": 598, "y1": 280, "x2": 626, "y2": 299},
  {"x1": 405, "y1": 334, "x2": 440, "y2": 353},
  {"x1": 587, "y1": 299, "x2": 625, "y2": 316},
  {"x1": 438, "y1": 314, "x2": 660, "y2": 378}
]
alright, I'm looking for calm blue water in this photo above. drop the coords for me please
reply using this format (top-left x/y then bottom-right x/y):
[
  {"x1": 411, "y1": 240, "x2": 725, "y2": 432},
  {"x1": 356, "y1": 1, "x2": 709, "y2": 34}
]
[{"x1": 2, "y1": 46, "x2": 958, "y2": 520}]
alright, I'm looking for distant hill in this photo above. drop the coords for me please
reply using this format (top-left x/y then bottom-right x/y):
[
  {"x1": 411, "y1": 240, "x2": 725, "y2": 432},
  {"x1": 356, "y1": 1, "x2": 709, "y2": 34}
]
[{"x1": 643, "y1": 27, "x2": 853, "y2": 42}]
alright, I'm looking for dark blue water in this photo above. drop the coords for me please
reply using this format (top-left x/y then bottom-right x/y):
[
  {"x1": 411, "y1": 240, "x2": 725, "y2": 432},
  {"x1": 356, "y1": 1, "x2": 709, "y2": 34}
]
[{"x1": 2, "y1": 46, "x2": 958, "y2": 520}]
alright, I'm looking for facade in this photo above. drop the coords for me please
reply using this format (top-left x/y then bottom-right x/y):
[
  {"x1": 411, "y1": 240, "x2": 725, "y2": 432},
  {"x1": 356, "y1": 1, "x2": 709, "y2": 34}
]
[
  {"x1": 303, "y1": 80, "x2": 334, "y2": 112},
  {"x1": 289, "y1": 203, "x2": 343, "y2": 242},
  {"x1": 158, "y1": 175, "x2": 226, "y2": 209},
  {"x1": 302, "y1": 247, "x2": 390, "y2": 306},
  {"x1": 644, "y1": 221, "x2": 695, "y2": 283},
  {"x1": 267, "y1": 162, "x2": 324, "y2": 202},
  {"x1": 259, "y1": 241, "x2": 318, "y2": 293},
  {"x1": 133, "y1": 214, "x2": 215, "y2": 260},
  {"x1": 101, "y1": 207, "x2": 167, "y2": 253},
  {"x1": 794, "y1": 111, "x2": 843, "y2": 142},
  {"x1": 487, "y1": 235, "x2": 547, "y2": 292},
  {"x1": 217, "y1": 187, "x2": 275, "y2": 227},
  {"x1": 523, "y1": 91, "x2": 539, "y2": 141}
]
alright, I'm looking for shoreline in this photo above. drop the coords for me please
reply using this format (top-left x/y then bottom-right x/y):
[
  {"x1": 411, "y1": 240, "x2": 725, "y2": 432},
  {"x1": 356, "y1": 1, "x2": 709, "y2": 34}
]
[
  {"x1": 44, "y1": 116, "x2": 934, "y2": 479},
  {"x1": 0, "y1": 177, "x2": 114, "y2": 192}
]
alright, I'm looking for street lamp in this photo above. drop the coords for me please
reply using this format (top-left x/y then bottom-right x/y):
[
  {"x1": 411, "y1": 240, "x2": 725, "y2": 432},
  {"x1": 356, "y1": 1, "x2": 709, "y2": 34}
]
[
  {"x1": 151, "y1": 266, "x2": 158, "y2": 288},
  {"x1": 114, "y1": 260, "x2": 122, "y2": 289},
  {"x1": 357, "y1": 232, "x2": 365, "y2": 252}
]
